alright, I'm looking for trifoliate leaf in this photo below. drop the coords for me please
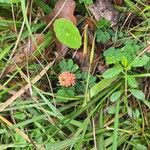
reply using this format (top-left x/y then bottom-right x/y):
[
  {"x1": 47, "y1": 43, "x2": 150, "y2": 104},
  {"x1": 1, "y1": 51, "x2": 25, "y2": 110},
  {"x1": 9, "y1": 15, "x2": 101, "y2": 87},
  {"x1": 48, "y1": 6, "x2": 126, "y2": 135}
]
[
  {"x1": 97, "y1": 18, "x2": 110, "y2": 29},
  {"x1": 96, "y1": 29, "x2": 110, "y2": 43}
]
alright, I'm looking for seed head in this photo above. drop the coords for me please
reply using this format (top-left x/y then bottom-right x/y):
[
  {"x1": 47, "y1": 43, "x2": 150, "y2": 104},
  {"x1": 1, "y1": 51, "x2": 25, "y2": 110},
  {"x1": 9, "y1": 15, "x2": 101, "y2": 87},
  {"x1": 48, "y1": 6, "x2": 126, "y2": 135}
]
[{"x1": 58, "y1": 71, "x2": 76, "y2": 87}]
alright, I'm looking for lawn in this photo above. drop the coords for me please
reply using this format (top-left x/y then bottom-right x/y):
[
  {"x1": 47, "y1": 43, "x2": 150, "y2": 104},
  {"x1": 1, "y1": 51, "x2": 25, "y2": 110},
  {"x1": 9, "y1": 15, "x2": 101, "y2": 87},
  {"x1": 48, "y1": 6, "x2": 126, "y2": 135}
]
[{"x1": 0, "y1": 0, "x2": 150, "y2": 150}]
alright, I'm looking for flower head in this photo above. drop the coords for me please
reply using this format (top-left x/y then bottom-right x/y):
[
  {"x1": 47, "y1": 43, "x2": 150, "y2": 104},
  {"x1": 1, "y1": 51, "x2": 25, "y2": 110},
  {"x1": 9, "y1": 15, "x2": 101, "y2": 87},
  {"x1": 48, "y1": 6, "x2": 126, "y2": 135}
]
[{"x1": 58, "y1": 71, "x2": 76, "y2": 87}]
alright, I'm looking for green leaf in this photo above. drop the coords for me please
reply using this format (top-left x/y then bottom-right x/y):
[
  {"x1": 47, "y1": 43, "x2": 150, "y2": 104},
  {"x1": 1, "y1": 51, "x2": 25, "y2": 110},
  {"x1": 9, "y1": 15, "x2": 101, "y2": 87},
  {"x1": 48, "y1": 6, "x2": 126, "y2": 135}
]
[
  {"x1": 71, "y1": 64, "x2": 79, "y2": 72},
  {"x1": 121, "y1": 43, "x2": 136, "y2": 64},
  {"x1": 131, "y1": 55, "x2": 150, "y2": 67},
  {"x1": 75, "y1": 72, "x2": 82, "y2": 79},
  {"x1": 90, "y1": 77, "x2": 117, "y2": 98},
  {"x1": 56, "y1": 89, "x2": 75, "y2": 102},
  {"x1": 97, "y1": 18, "x2": 110, "y2": 29},
  {"x1": 15, "y1": 133, "x2": 26, "y2": 144},
  {"x1": 136, "y1": 144, "x2": 147, "y2": 150},
  {"x1": 14, "y1": 112, "x2": 26, "y2": 120},
  {"x1": 141, "y1": 99, "x2": 150, "y2": 108},
  {"x1": 110, "y1": 91, "x2": 122, "y2": 102},
  {"x1": 103, "y1": 65, "x2": 123, "y2": 78},
  {"x1": 54, "y1": 18, "x2": 82, "y2": 49},
  {"x1": 96, "y1": 30, "x2": 110, "y2": 43},
  {"x1": 79, "y1": 0, "x2": 93, "y2": 4},
  {"x1": 144, "y1": 59, "x2": 150, "y2": 69},
  {"x1": 134, "y1": 109, "x2": 140, "y2": 119},
  {"x1": 103, "y1": 48, "x2": 122, "y2": 65},
  {"x1": 0, "y1": 0, "x2": 20, "y2": 3},
  {"x1": 67, "y1": 59, "x2": 74, "y2": 70},
  {"x1": 108, "y1": 106, "x2": 116, "y2": 114},
  {"x1": 59, "y1": 60, "x2": 67, "y2": 70},
  {"x1": 66, "y1": 89, "x2": 75, "y2": 97},
  {"x1": 130, "y1": 89, "x2": 145, "y2": 100},
  {"x1": 121, "y1": 56, "x2": 128, "y2": 67},
  {"x1": 59, "y1": 59, "x2": 79, "y2": 72},
  {"x1": 56, "y1": 89, "x2": 69, "y2": 102},
  {"x1": 127, "y1": 76, "x2": 138, "y2": 88},
  {"x1": 127, "y1": 106, "x2": 133, "y2": 118}
]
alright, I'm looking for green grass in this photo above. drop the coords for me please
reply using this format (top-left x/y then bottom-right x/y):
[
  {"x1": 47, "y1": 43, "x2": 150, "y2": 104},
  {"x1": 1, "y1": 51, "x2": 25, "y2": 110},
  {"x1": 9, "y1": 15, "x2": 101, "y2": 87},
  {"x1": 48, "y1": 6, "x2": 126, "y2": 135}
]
[{"x1": 0, "y1": 0, "x2": 150, "y2": 150}]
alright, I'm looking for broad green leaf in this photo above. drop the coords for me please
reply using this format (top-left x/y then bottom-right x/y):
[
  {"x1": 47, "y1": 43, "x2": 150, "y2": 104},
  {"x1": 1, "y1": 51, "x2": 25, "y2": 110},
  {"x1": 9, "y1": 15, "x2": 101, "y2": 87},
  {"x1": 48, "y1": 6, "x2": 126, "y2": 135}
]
[
  {"x1": 130, "y1": 89, "x2": 145, "y2": 100},
  {"x1": 131, "y1": 55, "x2": 150, "y2": 67},
  {"x1": 127, "y1": 76, "x2": 138, "y2": 88},
  {"x1": 103, "y1": 65, "x2": 123, "y2": 78},
  {"x1": 54, "y1": 18, "x2": 82, "y2": 49},
  {"x1": 136, "y1": 144, "x2": 147, "y2": 150},
  {"x1": 110, "y1": 91, "x2": 122, "y2": 102},
  {"x1": 139, "y1": 99, "x2": 150, "y2": 109},
  {"x1": 90, "y1": 77, "x2": 117, "y2": 98}
]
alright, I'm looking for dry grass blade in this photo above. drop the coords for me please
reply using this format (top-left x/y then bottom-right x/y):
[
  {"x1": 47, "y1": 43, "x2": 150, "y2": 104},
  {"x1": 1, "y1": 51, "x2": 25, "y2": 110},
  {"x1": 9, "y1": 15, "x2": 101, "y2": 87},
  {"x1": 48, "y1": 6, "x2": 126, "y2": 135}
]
[
  {"x1": 0, "y1": 115, "x2": 46, "y2": 149},
  {"x1": 0, "y1": 84, "x2": 16, "y2": 95},
  {"x1": 0, "y1": 115, "x2": 31, "y2": 143}
]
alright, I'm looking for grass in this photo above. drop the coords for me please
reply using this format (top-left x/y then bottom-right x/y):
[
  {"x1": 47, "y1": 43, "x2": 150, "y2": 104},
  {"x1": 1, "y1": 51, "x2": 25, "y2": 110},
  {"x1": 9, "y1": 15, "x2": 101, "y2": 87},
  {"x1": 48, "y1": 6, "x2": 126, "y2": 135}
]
[{"x1": 0, "y1": 0, "x2": 150, "y2": 150}]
